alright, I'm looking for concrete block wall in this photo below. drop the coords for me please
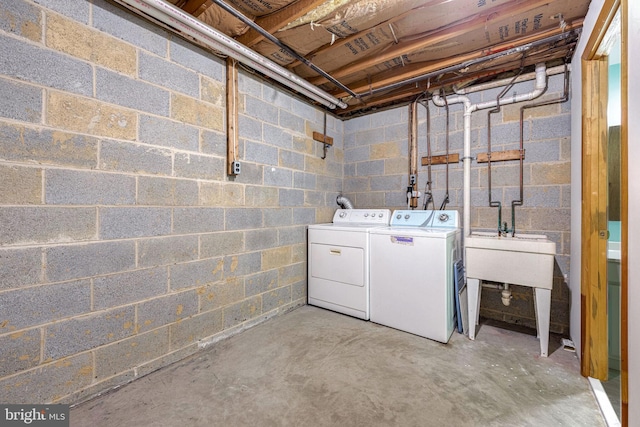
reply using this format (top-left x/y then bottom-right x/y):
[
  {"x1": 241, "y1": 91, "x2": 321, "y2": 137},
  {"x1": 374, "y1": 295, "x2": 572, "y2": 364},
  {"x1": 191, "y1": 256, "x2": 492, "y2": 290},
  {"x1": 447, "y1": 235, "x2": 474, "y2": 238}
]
[
  {"x1": 0, "y1": 0, "x2": 342, "y2": 404},
  {"x1": 343, "y1": 73, "x2": 571, "y2": 334}
]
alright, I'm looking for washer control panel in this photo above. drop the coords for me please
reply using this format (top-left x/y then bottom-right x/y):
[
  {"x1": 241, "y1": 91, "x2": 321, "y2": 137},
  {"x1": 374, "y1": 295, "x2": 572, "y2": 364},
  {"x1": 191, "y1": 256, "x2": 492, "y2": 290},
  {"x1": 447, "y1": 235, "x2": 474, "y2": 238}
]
[
  {"x1": 333, "y1": 209, "x2": 392, "y2": 225},
  {"x1": 391, "y1": 210, "x2": 459, "y2": 228}
]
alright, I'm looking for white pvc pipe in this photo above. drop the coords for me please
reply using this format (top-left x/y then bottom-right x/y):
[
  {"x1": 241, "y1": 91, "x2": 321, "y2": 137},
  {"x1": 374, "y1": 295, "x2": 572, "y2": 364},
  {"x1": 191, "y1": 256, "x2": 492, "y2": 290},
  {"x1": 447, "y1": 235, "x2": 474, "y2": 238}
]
[
  {"x1": 432, "y1": 63, "x2": 548, "y2": 239},
  {"x1": 113, "y1": 0, "x2": 347, "y2": 109}
]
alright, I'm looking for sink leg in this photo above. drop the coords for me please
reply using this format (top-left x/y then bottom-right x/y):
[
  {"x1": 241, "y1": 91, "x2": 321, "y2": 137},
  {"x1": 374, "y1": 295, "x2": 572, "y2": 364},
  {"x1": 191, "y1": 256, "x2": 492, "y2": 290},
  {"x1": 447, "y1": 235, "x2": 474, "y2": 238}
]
[
  {"x1": 534, "y1": 288, "x2": 551, "y2": 357},
  {"x1": 467, "y1": 278, "x2": 481, "y2": 340}
]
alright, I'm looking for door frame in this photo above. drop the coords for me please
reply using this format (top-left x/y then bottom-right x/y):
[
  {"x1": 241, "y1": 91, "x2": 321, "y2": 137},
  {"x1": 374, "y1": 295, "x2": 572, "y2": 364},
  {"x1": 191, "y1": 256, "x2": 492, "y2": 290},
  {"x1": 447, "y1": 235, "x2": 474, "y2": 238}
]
[{"x1": 580, "y1": 0, "x2": 628, "y2": 424}]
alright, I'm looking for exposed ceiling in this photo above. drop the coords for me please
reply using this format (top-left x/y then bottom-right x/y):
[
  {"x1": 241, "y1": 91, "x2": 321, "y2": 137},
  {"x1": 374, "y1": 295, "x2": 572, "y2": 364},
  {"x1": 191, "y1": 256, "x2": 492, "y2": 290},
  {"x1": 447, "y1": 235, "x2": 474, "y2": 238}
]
[{"x1": 125, "y1": 0, "x2": 591, "y2": 118}]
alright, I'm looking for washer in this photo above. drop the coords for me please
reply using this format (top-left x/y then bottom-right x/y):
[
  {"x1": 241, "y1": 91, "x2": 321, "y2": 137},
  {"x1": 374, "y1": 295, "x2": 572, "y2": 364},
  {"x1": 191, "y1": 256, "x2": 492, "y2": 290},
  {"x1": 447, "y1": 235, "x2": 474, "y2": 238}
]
[
  {"x1": 369, "y1": 210, "x2": 461, "y2": 343},
  {"x1": 308, "y1": 208, "x2": 391, "y2": 320}
]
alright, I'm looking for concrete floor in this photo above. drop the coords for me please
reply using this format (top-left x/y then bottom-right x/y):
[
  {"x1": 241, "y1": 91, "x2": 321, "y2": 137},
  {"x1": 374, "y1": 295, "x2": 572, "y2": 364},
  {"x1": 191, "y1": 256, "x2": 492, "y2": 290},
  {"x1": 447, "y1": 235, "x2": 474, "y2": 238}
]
[{"x1": 71, "y1": 306, "x2": 605, "y2": 426}]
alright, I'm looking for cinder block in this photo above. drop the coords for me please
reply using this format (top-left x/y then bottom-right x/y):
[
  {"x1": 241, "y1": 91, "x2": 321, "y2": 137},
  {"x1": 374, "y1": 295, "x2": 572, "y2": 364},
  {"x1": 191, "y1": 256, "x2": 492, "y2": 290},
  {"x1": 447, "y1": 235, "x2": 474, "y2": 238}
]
[
  {"x1": 528, "y1": 208, "x2": 571, "y2": 231},
  {"x1": 292, "y1": 208, "x2": 314, "y2": 225},
  {"x1": 95, "y1": 328, "x2": 169, "y2": 380},
  {"x1": 264, "y1": 167, "x2": 292, "y2": 187},
  {"x1": 0, "y1": 329, "x2": 41, "y2": 377},
  {"x1": 530, "y1": 162, "x2": 570, "y2": 185},
  {"x1": 138, "y1": 176, "x2": 199, "y2": 206},
  {"x1": 200, "y1": 76, "x2": 225, "y2": 107},
  {"x1": 171, "y1": 93, "x2": 223, "y2": 130},
  {"x1": 96, "y1": 68, "x2": 169, "y2": 116},
  {"x1": 46, "y1": 241, "x2": 135, "y2": 282},
  {"x1": 238, "y1": 115, "x2": 262, "y2": 140},
  {"x1": 531, "y1": 114, "x2": 571, "y2": 141},
  {"x1": 200, "y1": 129, "x2": 227, "y2": 157},
  {"x1": 278, "y1": 151, "x2": 303, "y2": 172},
  {"x1": 355, "y1": 128, "x2": 386, "y2": 146},
  {"x1": 0, "y1": 164, "x2": 41, "y2": 204},
  {"x1": 46, "y1": 169, "x2": 135, "y2": 205},
  {"x1": 169, "y1": 308, "x2": 223, "y2": 350},
  {"x1": 291, "y1": 243, "x2": 306, "y2": 263},
  {"x1": 0, "y1": 123, "x2": 98, "y2": 168},
  {"x1": 93, "y1": 267, "x2": 168, "y2": 310},
  {"x1": 34, "y1": 0, "x2": 90, "y2": 23},
  {"x1": 521, "y1": 186, "x2": 561, "y2": 208},
  {"x1": 263, "y1": 208, "x2": 292, "y2": 227},
  {"x1": 46, "y1": 92, "x2": 138, "y2": 140},
  {"x1": 263, "y1": 124, "x2": 292, "y2": 149},
  {"x1": 0, "y1": 0, "x2": 41, "y2": 42},
  {"x1": 293, "y1": 171, "x2": 316, "y2": 190},
  {"x1": 0, "y1": 34, "x2": 92, "y2": 96},
  {"x1": 136, "y1": 291, "x2": 198, "y2": 333},
  {"x1": 291, "y1": 279, "x2": 306, "y2": 302},
  {"x1": 224, "y1": 252, "x2": 262, "y2": 278},
  {"x1": 304, "y1": 190, "x2": 324, "y2": 207},
  {"x1": 304, "y1": 156, "x2": 327, "y2": 175},
  {"x1": 174, "y1": 152, "x2": 225, "y2": 180},
  {"x1": 291, "y1": 98, "x2": 319, "y2": 122},
  {"x1": 292, "y1": 135, "x2": 314, "y2": 155},
  {"x1": 261, "y1": 247, "x2": 291, "y2": 270},
  {"x1": 46, "y1": 13, "x2": 136, "y2": 76},
  {"x1": 139, "y1": 115, "x2": 199, "y2": 152},
  {"x1": 200, "y1": 231, "x2": 244, "y2": 258},
  {"x1": 198, "y1": 279, "x2": 244, "y2": 312},
  {"x1": 245, "y1": 186, "x2": 278, "y2": 207},
  {"x1": 245, "y1": 229, "x2": 277, "y2": 251},
  {"x1": 0, "y1": 280, "x2": 90, "y2": 333},
  {"x1": 245, "y1": 269, "x2": 278, "y2": 297},
  {"x1": 169, "y1": 37, "x2": 224, "y2": 81},
  {"x1": 170, "y1": 258, "x2": 224, "y2": 291},
  {"x1": 44, "y1": 306, "x2": 136, "y2": 360},
  {"x1": 92, "y1": 0, "x2": 167, "y2": 56},
  {"x1": 140, "y1": 52, "x2": 199, "y2": 98},
  {"x1": 370, "y1": 141, "x2": 401, "y2": 160},
  {"x1": 237, "y1": 70, "x2": 261, "y2": 96},
  {"x1": 262, "y1": 286, "x2": 291, "y2": 313},
  {"x1": 280, "y1": 110, "x2": 304, "y2": 132},
  {"x1": 263, "y1": 84, "x2": 292, "y2": 109},
  {"x1": 279, "y1": 226, "x2": 306, "y2": 246},
  {"x1": 279, "y1": 188, "x2": 304, "y2": 207},
  {"x1": 223, "y1": 296, "x2": 262, "y2": 329},
  {"x1": 100, "y1": 207, "x2": 171, "y2": 240},
  {"x1": 370, "y1": 175, "x2": 402, "y2": 191},
  {"x1": 173, "y1": 207, "x2": 224, "y2": 235},
  {"x1": 245, "y1": 140, "x2": 278, "y2": 166},
  {"x1": 230, "y1": 161, "x2": 263, "y2": 185},
  {"x1": 0, "y1": 353, "x2": 92, "y2": 404},
  {"x1": 225, "y1": 208, "x2": 262, "y2": 230},
  {"x1": 356, "y1": 160, "x2": 384, "y2": 177},
  {"x1": 278, "y1": 262, "x2": 305, "y2": 286},
  {"x1": 343, "y1": 177, "x2": 369, "y2": 193},
  {"x1": 0, "y1": 207, "x2": 95, "y2": 246},
  {"x1": 99, "y1": 139, "x2": 172, "y2": 176},
  {"x1": 0, "y1": 248, "x2": 42, "y2": 291},
  {"x1": 0, "y1": 77, "x2": 42, "y2": 122},
  {"x1": 244, "y1": 96, "x2": 278, "y2": 125},
  {"x1": 137, "y1": 235, "x2": 198, "y2": 268},
  {"x1": 199, "y1": 182, "x2": 245, "y2": 207}
]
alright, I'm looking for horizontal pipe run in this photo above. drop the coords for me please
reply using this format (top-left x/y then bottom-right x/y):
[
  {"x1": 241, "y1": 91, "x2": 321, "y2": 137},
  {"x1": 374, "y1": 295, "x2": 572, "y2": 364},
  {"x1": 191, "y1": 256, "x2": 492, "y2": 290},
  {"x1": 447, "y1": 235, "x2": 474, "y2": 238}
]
[{"x1": 113, "y1": 0, "x2": 347, "y2": 109}]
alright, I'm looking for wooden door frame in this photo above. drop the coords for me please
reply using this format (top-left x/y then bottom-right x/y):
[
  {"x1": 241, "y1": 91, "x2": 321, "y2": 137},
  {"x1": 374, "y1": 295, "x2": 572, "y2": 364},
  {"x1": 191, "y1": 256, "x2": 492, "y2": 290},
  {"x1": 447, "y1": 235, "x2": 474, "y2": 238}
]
[{"x1": 580, "y1": 0, "x2": 628, "y2": 424}]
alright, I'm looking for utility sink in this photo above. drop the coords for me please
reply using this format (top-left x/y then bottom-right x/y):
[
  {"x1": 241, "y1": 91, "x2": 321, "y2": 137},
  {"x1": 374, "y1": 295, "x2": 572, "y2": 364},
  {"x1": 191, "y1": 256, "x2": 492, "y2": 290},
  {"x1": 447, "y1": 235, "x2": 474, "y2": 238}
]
[
  {"x1": 465, "y1": 232, "x2": 556, "y2": 289},
  {"x1": 465, "y1": 232, "x2": 557, "y2": 357}
]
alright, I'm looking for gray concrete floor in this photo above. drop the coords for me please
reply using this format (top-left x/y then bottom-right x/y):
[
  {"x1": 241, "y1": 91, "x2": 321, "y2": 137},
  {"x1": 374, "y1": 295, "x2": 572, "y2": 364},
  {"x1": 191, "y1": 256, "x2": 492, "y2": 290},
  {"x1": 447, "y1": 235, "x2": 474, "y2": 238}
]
[{"x1": 71, "y1": 306, "x2": 605, "y2": 426}]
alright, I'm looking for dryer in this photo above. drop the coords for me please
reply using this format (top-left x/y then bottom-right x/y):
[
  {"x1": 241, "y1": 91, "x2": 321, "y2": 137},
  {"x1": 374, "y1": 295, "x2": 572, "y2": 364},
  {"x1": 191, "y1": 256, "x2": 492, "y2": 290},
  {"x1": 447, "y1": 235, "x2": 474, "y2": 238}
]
[
  {"x1": 307, "y1": 209, "x2": 391, "y2": 320},
  {"x1": 369, "y1": 210, "x2": 460, "y2": 343}
]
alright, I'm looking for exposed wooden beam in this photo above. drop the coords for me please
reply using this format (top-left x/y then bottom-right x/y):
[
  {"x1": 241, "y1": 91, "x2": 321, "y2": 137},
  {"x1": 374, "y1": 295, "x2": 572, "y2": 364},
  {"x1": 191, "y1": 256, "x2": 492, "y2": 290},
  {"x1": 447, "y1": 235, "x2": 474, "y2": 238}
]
[
  {"x1": 312, "y1": 131, "x2": 333, "y2": 146},
  {"x1": 421, "y1": 153, "x2": 460, "y2": 166},
  {"x1": 226, "y1": 58, "x2": 240, "y2": 176},
  {"x1": 327, "y1": 22, "x2": 582, "y2": 98},
  {"x1": 182, "y1": 0, "x2": 208, "y2": 14},
  {"x1": 476, "y1": 150, "x2": 524, "y2": 163},
  {"x1": 308, "y1": 0, "x2": 563, "y2": 86},
  {"x1": 236, "y1": 0, "x2": 327, "y2": 47}
]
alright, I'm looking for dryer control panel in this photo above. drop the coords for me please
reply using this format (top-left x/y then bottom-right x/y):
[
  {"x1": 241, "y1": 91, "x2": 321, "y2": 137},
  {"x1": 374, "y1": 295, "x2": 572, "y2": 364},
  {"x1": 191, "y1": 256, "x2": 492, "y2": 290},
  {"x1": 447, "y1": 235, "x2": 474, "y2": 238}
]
[
  {"x1": 391, "y1": 210, "x2": 460, "y2": 228},
  {"x1": 333, "y1": 209, "x2": 391, "y2": 225}
]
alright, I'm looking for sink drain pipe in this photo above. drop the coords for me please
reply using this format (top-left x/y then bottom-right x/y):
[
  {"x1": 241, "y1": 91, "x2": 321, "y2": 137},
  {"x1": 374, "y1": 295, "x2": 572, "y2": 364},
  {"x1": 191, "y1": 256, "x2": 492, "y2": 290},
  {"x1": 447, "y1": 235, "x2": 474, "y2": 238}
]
[{"x1": 481, "y1": 283, "x2": 513, "y2": 306}]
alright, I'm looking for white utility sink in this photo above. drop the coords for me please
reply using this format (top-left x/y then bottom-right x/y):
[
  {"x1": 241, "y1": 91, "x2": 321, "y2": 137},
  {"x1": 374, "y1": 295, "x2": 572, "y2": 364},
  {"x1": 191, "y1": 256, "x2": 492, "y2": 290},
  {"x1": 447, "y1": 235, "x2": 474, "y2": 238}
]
[{"x1": 465, "y1": 232, "x2": 556, "y2": 357}]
